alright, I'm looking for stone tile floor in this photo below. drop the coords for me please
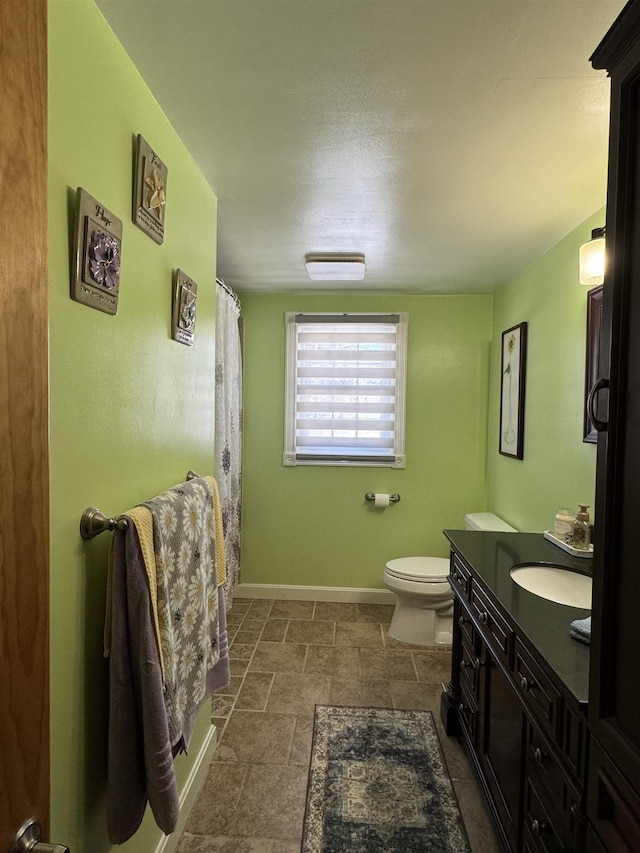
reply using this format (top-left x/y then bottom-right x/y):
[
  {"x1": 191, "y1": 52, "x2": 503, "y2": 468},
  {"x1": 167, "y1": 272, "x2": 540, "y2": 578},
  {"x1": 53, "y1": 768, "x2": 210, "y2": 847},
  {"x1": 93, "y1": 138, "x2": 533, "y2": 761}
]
[{"x1": 177, "y1": 598, "x2": 503, "y2": 853}]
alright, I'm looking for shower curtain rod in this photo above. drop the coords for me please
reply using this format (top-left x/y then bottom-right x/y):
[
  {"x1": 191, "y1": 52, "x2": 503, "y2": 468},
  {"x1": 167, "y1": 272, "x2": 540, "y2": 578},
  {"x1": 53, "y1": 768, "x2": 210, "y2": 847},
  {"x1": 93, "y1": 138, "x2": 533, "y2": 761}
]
[{"x1": 216, "y1": 277, "x2": 241, "y2": 311}]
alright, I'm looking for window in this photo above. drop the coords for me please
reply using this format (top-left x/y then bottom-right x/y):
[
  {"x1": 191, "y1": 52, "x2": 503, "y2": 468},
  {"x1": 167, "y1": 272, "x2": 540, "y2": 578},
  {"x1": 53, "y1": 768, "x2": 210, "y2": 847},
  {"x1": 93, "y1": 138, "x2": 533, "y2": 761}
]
[{"x1": 283, "y1": 312, "x2": 408, "y2": 467}]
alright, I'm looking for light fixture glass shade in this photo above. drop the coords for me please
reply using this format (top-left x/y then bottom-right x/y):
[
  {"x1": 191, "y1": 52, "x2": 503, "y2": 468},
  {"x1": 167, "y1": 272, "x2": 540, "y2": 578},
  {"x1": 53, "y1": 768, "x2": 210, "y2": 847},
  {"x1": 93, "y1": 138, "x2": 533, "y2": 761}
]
[
  {"x1": 579, "y1": 228, "x2": 606, "y2": 286},
  {"x1": 305, "y1": 253, "x2": 365, "y2": 281}
]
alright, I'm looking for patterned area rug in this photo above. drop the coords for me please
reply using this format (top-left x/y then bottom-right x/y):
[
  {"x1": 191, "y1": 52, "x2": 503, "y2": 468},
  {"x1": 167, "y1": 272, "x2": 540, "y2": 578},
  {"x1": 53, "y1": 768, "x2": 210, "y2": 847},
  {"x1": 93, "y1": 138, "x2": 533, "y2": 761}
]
[{"x1": 302, "y1": 706, "x2": 471, "y2": 853}]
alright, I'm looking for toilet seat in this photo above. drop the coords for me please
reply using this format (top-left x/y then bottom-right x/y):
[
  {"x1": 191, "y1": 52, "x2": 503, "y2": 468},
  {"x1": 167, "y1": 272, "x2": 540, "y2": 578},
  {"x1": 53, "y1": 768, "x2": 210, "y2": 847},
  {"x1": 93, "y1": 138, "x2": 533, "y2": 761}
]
[{"x1": 385, "y1": 556, "x2": 450, "y2": 583}]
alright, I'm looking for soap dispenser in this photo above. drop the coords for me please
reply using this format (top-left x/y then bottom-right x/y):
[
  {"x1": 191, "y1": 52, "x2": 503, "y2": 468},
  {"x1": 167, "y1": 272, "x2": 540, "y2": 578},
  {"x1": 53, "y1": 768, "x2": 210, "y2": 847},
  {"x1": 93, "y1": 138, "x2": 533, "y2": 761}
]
[{"x1": 573, "y1": 504, "x2": 591, "y2": 550}]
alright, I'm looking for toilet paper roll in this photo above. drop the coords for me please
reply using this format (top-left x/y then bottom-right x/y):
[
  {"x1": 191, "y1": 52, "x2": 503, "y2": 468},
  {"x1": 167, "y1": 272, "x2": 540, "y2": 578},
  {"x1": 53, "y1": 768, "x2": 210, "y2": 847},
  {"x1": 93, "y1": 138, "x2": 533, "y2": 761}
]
[{"x1": 374, "y1": 493, "x2": 390, "y2": 507}]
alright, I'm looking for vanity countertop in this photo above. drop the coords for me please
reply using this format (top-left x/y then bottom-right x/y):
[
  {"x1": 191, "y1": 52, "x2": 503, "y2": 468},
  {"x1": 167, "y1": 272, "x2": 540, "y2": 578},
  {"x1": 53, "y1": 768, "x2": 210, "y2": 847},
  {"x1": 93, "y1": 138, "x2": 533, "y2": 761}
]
[{"x1": 443, "y1": 530, "x2": 591, "y2": 706}]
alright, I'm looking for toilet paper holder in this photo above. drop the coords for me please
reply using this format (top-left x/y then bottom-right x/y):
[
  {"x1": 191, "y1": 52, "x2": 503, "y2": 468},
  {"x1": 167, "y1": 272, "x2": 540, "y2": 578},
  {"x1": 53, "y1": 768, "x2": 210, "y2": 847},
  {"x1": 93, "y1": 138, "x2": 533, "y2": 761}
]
[{"x1": 365, "y1": 492, "x2": 401, "y2": 504}]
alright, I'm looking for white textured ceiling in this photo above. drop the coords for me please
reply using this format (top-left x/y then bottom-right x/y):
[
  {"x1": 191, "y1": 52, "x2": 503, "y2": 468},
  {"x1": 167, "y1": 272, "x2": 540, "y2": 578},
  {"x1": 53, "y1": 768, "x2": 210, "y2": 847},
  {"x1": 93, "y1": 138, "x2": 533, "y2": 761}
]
[{"x1": 94, "y1": 0, "x2": 625, "y2": 294}]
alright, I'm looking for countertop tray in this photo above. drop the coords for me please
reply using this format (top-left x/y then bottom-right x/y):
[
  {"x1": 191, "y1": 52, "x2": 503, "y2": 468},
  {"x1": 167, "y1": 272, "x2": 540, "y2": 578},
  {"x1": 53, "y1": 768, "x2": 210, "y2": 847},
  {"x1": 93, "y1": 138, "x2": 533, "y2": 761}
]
[{"x1": 544, "y1": 530, "x2": 593, "y2": 558}]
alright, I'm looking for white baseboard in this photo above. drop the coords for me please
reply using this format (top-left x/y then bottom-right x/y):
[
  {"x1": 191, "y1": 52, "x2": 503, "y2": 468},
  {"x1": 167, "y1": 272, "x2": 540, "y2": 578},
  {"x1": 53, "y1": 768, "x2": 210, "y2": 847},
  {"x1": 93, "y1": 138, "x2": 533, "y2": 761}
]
[
  {"x1": 155, "y1": 724, "x2": 218, "y2": 853},
  {"x1": 234, "y1": 583, "x2": 395, "y2": 605}
]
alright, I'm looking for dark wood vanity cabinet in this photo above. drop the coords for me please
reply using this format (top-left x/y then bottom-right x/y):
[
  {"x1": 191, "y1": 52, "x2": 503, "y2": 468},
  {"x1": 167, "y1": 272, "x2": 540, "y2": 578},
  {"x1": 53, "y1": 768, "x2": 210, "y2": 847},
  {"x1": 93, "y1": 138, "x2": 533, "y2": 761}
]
[
  {"x1": 587, "y1": 3, "x2": 640, "y2": 850},
  {"x1": 443, "y1": 548, "x2": 588, "y2": 853}
]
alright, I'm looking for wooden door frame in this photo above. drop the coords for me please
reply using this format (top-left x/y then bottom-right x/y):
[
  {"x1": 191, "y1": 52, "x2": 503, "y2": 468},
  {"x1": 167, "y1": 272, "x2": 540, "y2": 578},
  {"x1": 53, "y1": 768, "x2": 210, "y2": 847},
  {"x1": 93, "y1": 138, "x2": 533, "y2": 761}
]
[{"x1": 0, "y1": 0, "x2": 50, "y2": 845}]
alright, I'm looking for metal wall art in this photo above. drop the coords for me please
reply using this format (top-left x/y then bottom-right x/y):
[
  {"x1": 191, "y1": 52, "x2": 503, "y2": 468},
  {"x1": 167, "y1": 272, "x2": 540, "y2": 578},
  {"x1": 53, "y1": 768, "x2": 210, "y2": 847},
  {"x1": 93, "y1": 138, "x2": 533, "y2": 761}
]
[
  {"x1": 71, "y1": 187, "x2": 122, "y2": 315},
  {"x1": 133, "y1": 134, "x2": 168, "y2": 244},
  {"x1": 499, "y1": 321, "x2": 527, "y2": 459},
  {"x1": 172, "y1": 269, "x2": 198, "y2": 346}
]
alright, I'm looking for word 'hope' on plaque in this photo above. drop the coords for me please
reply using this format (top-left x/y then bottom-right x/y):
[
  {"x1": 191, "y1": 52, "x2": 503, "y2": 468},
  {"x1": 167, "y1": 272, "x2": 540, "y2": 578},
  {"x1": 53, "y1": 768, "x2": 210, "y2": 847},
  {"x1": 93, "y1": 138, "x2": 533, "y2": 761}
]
[
  {"x1": 133, "y1": 134, "x2": 168, "y2": 244},
  {"x1": 71, "y1": 187, "x2": 122, "y2": 315}
]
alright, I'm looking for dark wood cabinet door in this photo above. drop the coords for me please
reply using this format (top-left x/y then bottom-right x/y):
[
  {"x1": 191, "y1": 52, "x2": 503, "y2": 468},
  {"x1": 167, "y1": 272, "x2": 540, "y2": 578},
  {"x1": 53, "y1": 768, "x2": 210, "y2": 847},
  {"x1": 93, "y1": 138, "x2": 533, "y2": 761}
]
[
  {"x1": 587, "y1": 737, "x2": 640, "y2": 853},
  {"x1": 589, "y1": 0, "x2": 640, "y2": 807},
  {"x1": 478, "y1": 646, "x2": 524, "y2": 852}
]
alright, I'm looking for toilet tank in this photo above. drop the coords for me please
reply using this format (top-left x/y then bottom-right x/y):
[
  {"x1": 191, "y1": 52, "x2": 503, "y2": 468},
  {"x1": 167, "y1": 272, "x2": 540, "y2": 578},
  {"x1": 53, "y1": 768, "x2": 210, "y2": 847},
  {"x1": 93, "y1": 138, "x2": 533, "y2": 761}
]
[{"x1": 465, "y1": 512, "x2": 517, "y2": 532}]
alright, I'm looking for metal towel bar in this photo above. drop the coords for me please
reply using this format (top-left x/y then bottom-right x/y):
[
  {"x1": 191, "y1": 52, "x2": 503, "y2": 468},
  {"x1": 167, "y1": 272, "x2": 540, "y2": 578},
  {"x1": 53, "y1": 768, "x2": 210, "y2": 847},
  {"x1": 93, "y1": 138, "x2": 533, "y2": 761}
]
[{"x1": 79, "y1": 470, "x2": 202, "y2": 539}]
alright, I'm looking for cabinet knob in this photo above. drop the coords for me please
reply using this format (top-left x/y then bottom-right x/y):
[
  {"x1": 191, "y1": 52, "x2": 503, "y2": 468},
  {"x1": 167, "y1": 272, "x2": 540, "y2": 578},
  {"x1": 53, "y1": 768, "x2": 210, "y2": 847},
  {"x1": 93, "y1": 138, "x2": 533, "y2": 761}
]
[
  {"x1": 458, "y1": 702, "x2": 465, "y2": 712},
  {"x1": 533, "y1": 747, "x2": 544, "y2": 764},
  {"x1": 460, "y1": 660, "x2": 467, "y2": 670},
  {"x1": 458, "y1": 616, "x2": 466, "y2": 628},
  {"x1": 480, "y1": 611, "x2": 489, "y2": 625},
  {"x1": 530, "y1": 818, "x2": 547, "y2": 837},
  {"x1": 473, "y1": 658, "x2": 481, "y2": 670},
  {"x1": 520, "y1": 676, "x2": 531, "y2": 693}
]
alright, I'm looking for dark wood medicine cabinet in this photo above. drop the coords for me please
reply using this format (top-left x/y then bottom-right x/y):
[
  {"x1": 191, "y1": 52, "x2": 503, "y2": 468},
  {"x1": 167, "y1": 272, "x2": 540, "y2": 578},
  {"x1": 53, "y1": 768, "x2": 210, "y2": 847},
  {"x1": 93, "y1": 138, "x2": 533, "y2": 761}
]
[{"x1": 441, "y1": 3, "x2": 640, "y2": 851}]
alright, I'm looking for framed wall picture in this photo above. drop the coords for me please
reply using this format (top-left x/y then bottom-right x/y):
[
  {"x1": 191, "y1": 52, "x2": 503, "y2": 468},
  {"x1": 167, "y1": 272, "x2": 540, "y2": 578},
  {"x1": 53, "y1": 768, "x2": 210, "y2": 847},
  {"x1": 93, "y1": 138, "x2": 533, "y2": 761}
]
[
  {"x1": 584, "y1": 285, "x2": 604, "y2": 443},
  {"x1": 499, "y1": 321, "x2": 527, "y2": 459}
]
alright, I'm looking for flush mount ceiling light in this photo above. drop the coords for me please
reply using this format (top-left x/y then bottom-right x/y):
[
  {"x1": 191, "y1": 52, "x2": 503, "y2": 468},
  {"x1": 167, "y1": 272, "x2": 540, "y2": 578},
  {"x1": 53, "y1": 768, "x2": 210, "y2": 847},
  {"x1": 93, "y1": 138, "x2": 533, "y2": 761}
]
[
  {"x1": 579, "y1": 227, "x2": 606, "y2": 286},
  {"x1": 305, "y1": 253, "x2": 366, "y2": 281}
]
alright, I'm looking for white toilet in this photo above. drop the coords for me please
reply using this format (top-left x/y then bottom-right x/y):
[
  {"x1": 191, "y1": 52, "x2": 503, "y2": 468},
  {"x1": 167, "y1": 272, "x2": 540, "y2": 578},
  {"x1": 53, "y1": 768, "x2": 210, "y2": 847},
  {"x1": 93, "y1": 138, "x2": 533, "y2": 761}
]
[{"x1": 384, "y1": 512, "x2": 517, "y2": 646}]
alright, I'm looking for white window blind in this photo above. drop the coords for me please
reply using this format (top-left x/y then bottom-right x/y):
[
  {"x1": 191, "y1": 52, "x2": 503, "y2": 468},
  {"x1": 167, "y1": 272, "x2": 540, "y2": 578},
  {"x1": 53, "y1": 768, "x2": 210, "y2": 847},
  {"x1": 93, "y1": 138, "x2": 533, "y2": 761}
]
[{"x1": 284, "y1": 312, "x2": 407, "y2": 467}]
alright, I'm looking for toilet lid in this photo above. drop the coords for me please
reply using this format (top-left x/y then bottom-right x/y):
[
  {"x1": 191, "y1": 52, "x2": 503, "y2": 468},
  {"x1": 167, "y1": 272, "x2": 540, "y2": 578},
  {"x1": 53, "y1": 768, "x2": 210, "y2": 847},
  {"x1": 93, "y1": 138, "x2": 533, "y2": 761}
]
[{"x1": 385, "y1": 556, "x2": 450, "y2": 582}]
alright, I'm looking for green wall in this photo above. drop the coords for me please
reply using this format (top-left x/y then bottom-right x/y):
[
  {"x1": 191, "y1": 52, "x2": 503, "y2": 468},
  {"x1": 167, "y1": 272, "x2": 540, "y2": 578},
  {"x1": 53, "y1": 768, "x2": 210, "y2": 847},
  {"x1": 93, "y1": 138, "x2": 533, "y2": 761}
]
[
  {"x1": 48, "y1": 2, "x2": 217, "y2": 850},
  {"x1": 486, "y1": 211, "x2": 602, "y2": 532},
  {"x1": 241, "y1": 212, "x2": 603, "y2": 587},
  {"x1": 241, "y1": 293, "x2": 493, "y2": 588}
]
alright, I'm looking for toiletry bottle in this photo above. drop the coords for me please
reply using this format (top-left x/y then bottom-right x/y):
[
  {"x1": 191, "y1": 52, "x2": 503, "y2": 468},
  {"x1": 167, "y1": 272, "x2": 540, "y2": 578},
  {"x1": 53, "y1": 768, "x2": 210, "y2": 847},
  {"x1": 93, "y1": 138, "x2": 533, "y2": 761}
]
[
  {"x1": 554, "y1": 508, "x2": 575, "y2": 544},
  {"x1": 573, "y1": 504, "x2": 591, "y2": 550}
]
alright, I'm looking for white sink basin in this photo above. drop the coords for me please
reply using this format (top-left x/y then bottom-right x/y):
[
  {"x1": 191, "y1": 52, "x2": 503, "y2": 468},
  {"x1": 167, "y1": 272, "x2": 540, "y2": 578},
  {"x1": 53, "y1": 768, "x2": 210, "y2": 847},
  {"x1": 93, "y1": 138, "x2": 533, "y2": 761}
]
[{"x1": 510, "y1": 565, "x2": 592, "y2": 609}]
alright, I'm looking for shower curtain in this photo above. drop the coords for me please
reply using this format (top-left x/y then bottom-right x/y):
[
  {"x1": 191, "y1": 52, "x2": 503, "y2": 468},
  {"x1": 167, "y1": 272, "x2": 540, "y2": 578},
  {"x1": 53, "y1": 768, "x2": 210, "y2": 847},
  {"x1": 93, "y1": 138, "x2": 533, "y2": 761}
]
[{"x1": 215, "y1": 281, "x2": 242, "y2": 608}]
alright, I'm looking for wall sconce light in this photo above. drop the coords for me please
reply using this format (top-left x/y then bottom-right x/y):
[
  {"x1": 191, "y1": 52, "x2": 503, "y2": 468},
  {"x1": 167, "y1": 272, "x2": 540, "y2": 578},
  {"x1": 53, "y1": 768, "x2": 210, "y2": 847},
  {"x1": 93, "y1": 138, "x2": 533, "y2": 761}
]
[
  {"x1": 305, "y1": 253, "x2": 366, "y2": 281},
  {"x1": 579, "y1": 227, "x2": 606, "y2": 286}
]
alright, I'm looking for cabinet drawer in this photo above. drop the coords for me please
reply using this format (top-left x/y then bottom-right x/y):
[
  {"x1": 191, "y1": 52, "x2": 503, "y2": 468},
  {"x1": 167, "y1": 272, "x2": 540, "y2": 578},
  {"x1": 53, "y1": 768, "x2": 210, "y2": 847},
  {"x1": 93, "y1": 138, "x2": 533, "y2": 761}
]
[
  {"x1": 515, "y1": 639, "x2": 562, "y2": 743},
  {"x1": 460, "y1": 636, "x2": 481, "y2": 697},
  {"x1": 525, "y1": 716, "x2": 583, "y2": 850},
  {"x1": 450, "y1": 553, "x2": 471, "y2": 599},
  {"x1": 469, "y1": 582, "x2": 514, "y2": 668},
  {"x1": 522, "y1": 775, "x2": 566, "y2": 853},
  {"x1": 458, "y1": 678, "x2": 478, "y2": 743},
  {"x1": 457, "y1": 598, "x2": 476, "y2": 649},
  {"x1": 560, "y1": 701, "x2": 588, "y2": 787}
]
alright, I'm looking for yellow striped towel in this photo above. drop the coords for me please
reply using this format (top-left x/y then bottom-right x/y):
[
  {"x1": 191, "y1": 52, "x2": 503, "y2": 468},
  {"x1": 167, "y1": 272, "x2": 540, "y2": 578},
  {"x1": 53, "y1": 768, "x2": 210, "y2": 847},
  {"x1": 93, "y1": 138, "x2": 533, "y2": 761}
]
[{"x1": 205, "y1": 475, "x2": 227, "y2": 587}]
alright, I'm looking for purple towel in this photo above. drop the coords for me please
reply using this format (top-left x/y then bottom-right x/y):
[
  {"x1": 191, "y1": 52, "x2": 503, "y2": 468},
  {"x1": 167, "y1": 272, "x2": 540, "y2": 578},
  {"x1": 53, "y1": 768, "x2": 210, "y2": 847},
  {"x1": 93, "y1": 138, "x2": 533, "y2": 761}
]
[
  {"x1": 107, "y1": 522, "x2": 178, "y2": 843},
  {"x1": 107, "y1": 521, "x2": 230, "y2": 843}
]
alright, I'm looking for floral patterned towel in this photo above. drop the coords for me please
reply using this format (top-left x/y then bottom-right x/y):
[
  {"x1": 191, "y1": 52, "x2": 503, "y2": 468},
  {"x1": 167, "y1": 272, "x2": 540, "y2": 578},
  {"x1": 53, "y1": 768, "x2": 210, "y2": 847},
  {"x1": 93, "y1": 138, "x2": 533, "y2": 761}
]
[{"x1": 144, "y1": 476, "x2": 220, "y2": 748}]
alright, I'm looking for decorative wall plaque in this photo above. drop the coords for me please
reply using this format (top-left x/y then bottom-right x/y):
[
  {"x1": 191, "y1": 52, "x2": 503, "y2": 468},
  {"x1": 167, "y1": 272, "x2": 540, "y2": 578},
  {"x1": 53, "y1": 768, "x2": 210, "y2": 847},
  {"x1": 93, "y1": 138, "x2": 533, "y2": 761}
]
[
  {"x1": 172, "y1": 269, "x2": 197, "y2": 346},
  {"x1": 133, "y1": 134, "x2": 168, "y2": 244},
  {"x1": 71, "y1": 188, "x2": 122, "y2": 315}
]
